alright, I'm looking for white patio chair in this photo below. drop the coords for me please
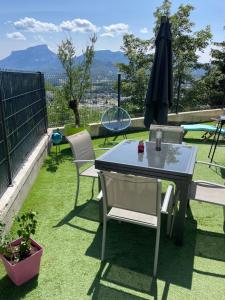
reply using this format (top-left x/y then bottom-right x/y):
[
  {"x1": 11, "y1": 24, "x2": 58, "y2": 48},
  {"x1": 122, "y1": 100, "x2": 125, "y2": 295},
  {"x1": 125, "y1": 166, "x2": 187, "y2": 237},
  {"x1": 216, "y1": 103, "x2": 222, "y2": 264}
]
[
  {"x1": 99, "y1": 171, "x2": 175, "y2": 277},
  {"x1": 190, "y1": 161, "x2": 225, "y2": 229},
  {"x1": 149, "y1": 124, "x2": 184, "y2": 144},
  {"x1": 66, "y1": 130, "x2": 109, "y2": 209}
]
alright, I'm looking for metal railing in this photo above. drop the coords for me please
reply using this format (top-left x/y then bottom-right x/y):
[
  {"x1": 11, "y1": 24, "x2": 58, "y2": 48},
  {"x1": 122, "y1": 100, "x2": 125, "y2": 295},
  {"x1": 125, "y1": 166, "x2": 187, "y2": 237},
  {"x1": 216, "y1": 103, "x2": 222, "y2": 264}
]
[
  {"x1": 44, "y1": 71, "x2": 225, "y2": 128},
  {"x1": 0, "y1": 70, "x2": 47, "y2": 197},
  {"x1": 45, "y1": 73, "x2": 119, "y2": 127}
]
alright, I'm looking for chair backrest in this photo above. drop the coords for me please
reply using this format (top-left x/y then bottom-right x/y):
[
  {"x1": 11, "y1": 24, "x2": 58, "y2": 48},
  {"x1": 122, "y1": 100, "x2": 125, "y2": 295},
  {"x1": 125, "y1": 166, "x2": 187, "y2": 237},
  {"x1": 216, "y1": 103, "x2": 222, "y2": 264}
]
[
  {"x1": 66, "y1": 130, "x2": 95, "y2": 168},
  {"x1": 101, "y1": 107, "x2": 131, "y2": 132},
  {"x1": 99, "y1": 171, "x2": 161, "y2": 217},
  {"x1": 149, "y1": 124, "x2": 184, "y2": 144}
]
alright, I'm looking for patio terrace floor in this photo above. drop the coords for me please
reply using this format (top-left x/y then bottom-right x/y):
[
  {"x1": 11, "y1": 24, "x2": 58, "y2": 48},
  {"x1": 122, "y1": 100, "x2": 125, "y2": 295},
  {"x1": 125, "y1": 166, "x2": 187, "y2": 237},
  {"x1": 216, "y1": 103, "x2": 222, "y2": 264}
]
[{"x1": 0, "y1": 130, "x2": 224, "y2": 300}]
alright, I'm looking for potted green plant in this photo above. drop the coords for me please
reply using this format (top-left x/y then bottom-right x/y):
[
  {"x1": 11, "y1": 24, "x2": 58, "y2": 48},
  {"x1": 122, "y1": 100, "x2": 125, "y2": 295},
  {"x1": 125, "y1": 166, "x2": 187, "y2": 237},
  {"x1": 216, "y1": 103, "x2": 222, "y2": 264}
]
[{"x1": 0, "y1": 211, "x2": 43, "y2": 286}]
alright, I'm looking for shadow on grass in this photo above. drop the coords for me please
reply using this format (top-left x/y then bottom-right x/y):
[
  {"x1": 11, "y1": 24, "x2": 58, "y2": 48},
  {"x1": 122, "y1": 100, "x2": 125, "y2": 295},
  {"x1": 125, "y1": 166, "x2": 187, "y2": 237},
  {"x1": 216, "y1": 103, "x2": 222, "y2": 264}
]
[
  {"x1": 184, "y1": 137, "x2": 225, "y2": 146},
  {"x1": 0, "y1": 274, "x2": 38, "y2": 300},
  {"x1": 87, "y1": 212, "x2": 225, "y2": 299},
  {"x1": 193, "y1": 268, "x2": 225, "y2": 279},
  {"x1": 43, "y1": 147, "x2": 72, "y2": 172},
  {"x1": 192, "y1": 228, "x2": 225, "y2": 280},
  {"x1": 98, "y1": 140, "x2": 119, "y2": 148},
  {"x1": 195, "y1": 229, "x2": 225, "y2": 262},
  {"x1": 92, "y1": 282, "x2": 149, "y2": 299},
  {"x1": 53, "y1": 200, "x2": 101, "y2": 234},
  {"x1": 214, "y1": 162, "x2": 225, "y2": 179},
  {"x1": 209, "y1": 162, "x2": 225, "y2": 179},
  {"x1": 86, "y1": 212, "x2": 198, "y2": 299},
  {"x1": 195, "y1": 159, "x2": 225, "y2": 179},
  {"x1": 183, "y1": 137, "x2": 213, "y2": 145}
]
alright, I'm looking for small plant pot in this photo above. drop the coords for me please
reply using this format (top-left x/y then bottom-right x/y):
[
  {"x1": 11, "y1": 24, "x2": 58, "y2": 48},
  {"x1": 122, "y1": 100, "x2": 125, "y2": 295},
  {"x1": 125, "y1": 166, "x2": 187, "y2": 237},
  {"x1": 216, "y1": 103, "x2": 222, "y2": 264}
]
[{"x1": 0, "y1": 237, "x2": 43, "y2": 286}]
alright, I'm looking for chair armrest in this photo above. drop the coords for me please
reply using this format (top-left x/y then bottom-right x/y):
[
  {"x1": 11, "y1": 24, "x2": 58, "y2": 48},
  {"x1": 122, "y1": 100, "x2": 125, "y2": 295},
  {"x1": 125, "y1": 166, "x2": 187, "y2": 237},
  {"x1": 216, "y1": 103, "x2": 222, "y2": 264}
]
[
  {"x1": 193, "y1": 180, "x2": 225, "y2": 188},
  {"x1": 161, "y1": 185, "x2": 174, "y2": 214},
  {"x1": 97, "y1": 191, "x2": 103, "y2": 200},
  {"x1": 73, "y1": 159, "x2": 94, "y2": 163},
  {"x1": 94, "y1": 148, "x2": 111, "y2": 151},
  {"x1": 196, "y1": 160, "x2": 225, "y2": 170}
]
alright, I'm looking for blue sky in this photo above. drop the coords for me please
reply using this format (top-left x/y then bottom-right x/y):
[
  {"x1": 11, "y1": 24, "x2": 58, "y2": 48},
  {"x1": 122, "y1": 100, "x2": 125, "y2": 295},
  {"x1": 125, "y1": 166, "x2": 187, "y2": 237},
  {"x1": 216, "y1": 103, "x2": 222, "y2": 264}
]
[{"x1": 0, "y1": 0, "x2": 224, "y2": 61}]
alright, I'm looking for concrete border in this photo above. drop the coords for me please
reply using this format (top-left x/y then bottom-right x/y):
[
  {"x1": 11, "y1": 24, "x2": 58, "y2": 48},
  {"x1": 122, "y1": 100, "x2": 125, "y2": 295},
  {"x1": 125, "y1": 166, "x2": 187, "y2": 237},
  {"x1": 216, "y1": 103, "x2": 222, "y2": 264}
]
[
  {"x1": 0, "y1": 133, "x2": 50, "y2": 232},
  {"x1": 88, "y1": 108, "x2": 225, "y2": 137}
]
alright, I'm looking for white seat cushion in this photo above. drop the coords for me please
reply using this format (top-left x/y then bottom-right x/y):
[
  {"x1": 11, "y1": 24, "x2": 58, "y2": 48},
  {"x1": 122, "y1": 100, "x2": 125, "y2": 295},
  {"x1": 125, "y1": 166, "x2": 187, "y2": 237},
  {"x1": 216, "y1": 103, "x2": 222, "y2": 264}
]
[
  {"x1": 107, "y1": 207, "x2": 158, "y2": 227},
  {"x1": 80, "y1": 165, "x2": 98, "y2": 178},
  {"x1": 191, "y1": 181, "x2": 225, "y2": 206}
]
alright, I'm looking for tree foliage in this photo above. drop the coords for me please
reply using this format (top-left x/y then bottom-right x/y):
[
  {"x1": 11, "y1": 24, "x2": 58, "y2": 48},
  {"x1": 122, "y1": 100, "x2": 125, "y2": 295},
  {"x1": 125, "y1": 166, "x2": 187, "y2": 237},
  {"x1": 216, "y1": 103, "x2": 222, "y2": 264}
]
[
  {"x1": 57, "y1": 35, "x2": 97, "y2": 126},
  {"x1": 117, "y1": 34, "x2": 153, "y2": 113},
  {"x1": 154, "y1": 0, "x2": 212, "y2": 112},
  {"x1": 184, "y1": 26, "x2": 225, "y2": 110},
  {"x1": 117, "y1": 1, "x2": 212, "y2": 114},
  {"x1": 210, "y1": 28, "x2": 225, "y2": 105}
]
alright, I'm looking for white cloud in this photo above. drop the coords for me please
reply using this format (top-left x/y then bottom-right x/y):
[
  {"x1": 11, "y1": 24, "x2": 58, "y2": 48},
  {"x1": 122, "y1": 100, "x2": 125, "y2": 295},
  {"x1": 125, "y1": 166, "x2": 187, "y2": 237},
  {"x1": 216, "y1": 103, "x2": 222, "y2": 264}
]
[
  {"x1": 33, "y1": 35, "x2": 47, "y2": 44},
  {"x1": 60, "y1": 19, "x2": 99, "y2": 33},
  {"x1": 6, "y1": 31, "x2": 26, "y2": 40},
  {"x1": 4, "y1": 20, "x2": 12, "y2": 25},
  {"x1": 14, "y1": 17, "x2": 59, "y2": 32},
  {"x1": 140, "y1": 27, "x2": 148, "y2": 34},
  {"x1": 101, "y1": 23, "x2": 129, "y2": 37}
]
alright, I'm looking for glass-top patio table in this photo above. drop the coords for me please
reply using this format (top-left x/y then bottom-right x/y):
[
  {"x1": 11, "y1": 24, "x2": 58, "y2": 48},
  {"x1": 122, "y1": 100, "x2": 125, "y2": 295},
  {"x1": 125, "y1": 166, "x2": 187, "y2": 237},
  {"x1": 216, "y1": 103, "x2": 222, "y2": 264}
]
[{"x1": 95, "y1": 140, "x2": 198, "y2": 246}]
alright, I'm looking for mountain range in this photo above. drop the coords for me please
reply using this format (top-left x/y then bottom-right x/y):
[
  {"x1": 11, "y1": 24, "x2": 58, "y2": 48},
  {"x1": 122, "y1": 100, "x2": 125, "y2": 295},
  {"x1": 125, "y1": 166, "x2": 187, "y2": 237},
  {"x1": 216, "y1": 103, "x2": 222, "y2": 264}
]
[
  {"x1": 0, "y1": 44, "x2": 128, "y2": 79},
  {"x1": 0, "y1": 44, "x2": 205, "y2": 80}
]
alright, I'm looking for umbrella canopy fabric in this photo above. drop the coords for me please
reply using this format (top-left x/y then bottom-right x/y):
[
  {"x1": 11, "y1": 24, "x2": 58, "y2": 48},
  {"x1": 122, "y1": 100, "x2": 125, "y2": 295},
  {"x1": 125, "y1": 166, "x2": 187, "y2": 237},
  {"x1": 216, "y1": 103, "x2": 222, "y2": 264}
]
[{"x1": 144, "y1": 16, "x2": 173, "y2": 128}]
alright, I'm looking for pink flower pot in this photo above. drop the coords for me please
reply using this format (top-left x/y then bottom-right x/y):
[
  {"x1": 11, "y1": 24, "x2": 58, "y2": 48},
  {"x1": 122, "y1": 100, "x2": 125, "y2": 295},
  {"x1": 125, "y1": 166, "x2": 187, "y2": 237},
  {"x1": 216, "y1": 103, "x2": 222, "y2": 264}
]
[{"x1": 0, "y1": 237, "x2": 43, "y2": 286}]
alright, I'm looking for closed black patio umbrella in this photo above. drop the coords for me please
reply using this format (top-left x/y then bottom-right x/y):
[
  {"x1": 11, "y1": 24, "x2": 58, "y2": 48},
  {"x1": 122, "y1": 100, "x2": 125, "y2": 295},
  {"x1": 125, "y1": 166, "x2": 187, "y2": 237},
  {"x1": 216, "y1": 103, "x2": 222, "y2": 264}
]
[{"x1": 144, "y1": 16, "x2": 173, "y2": 128}]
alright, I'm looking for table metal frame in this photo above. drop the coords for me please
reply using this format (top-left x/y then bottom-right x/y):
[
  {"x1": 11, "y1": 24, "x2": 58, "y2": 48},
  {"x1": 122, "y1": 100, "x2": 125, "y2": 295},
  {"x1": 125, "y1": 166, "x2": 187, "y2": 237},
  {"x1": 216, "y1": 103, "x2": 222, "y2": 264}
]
[
  {"x1": 95, "y1": 140, "x2": 197, "y2": 246},
  {"x1": 208, "y1": 116, "x2": 225, "y2": 164}
]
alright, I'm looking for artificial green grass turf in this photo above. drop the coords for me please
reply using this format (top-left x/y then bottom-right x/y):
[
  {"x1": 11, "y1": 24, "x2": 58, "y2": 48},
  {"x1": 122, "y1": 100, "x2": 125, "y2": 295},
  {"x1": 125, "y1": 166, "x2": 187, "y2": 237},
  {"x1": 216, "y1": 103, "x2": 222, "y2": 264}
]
[{"x1": 0, "y1": 131, "x2": 224, "y2": 299}]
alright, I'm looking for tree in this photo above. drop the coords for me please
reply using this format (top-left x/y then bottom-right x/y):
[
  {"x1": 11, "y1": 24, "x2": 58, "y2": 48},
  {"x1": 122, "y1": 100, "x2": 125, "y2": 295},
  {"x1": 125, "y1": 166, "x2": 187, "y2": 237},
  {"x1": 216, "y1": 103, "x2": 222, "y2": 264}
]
[
  {"x1": 187, "y1": 27, "x2": 225, "y2": 110},
  {"x1": 211, "y1": 28, "x2": 225, "y2": 106},
  {"x1": 117, "y1": 34, "x2": 153, "y2": 114},
  {"x1": 58, "y1": 35, "x2": 97, "y2": 127},
  {"x1": 154, "y1": 0, "x2": 212, "y2": 112}
]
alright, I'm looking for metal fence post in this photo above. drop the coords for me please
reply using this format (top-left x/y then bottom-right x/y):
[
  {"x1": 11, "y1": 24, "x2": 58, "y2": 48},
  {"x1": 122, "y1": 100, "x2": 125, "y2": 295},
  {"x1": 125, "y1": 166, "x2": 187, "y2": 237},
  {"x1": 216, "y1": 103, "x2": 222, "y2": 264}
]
[
  {"x1": 39, "y1": 72, "x2": 48, "y2": 133},
  {"x1": 0, "y1": 72, "x2": 13, "y2": 186}
]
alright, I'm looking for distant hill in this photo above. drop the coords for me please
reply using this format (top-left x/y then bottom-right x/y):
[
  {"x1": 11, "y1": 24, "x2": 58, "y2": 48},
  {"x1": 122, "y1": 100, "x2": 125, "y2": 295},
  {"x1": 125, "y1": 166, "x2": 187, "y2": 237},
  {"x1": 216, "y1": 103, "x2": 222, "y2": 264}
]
[
  {"x1": 80, "y1": 50, "x2": 128, "y2": 79},
  {"x1": 0, "y1": 45, "x2": 62, "y2": 72},
  {"x1": 0, "y1": 45, "x2": 128, "y2": 79}
]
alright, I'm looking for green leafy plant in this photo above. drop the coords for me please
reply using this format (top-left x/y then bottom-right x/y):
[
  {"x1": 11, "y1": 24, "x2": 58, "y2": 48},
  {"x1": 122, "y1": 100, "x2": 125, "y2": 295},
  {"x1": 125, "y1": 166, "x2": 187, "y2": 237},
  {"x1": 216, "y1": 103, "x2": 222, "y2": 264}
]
[
  {"x1": 0, "y1": 222, "x2": 13, "y2": 260},
  {"x1": 0, "y1": 211, "x2": 37, "y2": 263}
]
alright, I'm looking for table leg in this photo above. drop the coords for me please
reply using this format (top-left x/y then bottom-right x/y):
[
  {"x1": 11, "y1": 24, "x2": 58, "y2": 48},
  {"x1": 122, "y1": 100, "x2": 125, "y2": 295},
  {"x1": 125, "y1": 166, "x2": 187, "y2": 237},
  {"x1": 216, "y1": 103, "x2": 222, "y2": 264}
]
[{"x1": 174, "y1": 181, "x2": 190, "y2": 246}]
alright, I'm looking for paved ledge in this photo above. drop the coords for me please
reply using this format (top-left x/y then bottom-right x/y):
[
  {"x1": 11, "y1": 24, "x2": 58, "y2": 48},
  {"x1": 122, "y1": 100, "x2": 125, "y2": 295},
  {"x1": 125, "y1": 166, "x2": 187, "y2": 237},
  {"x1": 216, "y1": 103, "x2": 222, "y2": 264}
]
[
  {"x1": 89, "y1": 108, "x2": 225, "y2": 137},
  {"x1": 0, "y1": 134, "x2": 50, "y2": 233}
]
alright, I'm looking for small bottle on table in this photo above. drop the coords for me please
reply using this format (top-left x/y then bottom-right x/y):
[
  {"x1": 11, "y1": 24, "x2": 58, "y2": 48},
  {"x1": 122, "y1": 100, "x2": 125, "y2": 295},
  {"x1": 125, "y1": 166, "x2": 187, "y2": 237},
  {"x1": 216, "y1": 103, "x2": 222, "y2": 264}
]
[{"x1": 156, "y1": 129, "x2": 162, "y2": 151}]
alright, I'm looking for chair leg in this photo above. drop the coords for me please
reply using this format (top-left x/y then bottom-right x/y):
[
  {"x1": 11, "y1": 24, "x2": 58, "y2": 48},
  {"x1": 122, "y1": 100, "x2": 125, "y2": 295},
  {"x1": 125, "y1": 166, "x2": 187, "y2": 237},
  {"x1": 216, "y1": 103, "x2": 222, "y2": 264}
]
[
  {"x1": 74, "y1": 175, "x2": 80, "y2": 209},
  {"x1": 153, "y1": 226, "x2": 160, "y2": 277},
  {"x1": 91, "y1": 177, "x2": 95, "y2": 199},
  {"x1": 170, "y1": 202, "x2": 178, "y2": 238},
  {"x1": 101, "y1": 218, "x2": 107, "y2": 261},
  {"x1": 167, "y1": 210, "x2": 172, "y2": 236}
]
